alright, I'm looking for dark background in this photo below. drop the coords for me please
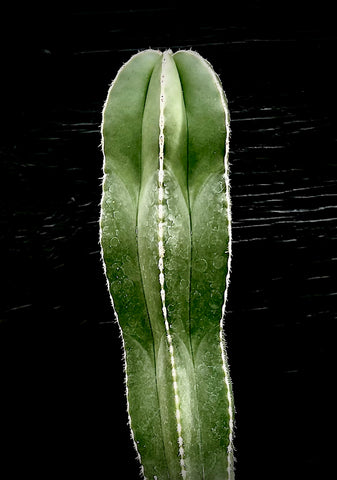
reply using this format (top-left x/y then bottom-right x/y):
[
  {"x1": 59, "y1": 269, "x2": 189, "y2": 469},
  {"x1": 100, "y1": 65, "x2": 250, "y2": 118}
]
[{"x1": 1, "y1": 2, "x2": 336, "y2": 479}]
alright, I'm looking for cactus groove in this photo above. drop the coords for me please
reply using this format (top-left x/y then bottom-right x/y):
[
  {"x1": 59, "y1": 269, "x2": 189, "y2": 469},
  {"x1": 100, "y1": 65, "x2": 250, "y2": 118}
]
[{"x1": 100, "y1": 49, "x2": 234, "y2": 480}]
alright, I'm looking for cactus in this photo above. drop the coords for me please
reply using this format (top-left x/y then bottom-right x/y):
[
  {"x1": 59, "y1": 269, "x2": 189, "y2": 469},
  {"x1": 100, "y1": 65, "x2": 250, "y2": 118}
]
[{"x1": 100, "y1": 49, "x2": 234, "y2": 480}]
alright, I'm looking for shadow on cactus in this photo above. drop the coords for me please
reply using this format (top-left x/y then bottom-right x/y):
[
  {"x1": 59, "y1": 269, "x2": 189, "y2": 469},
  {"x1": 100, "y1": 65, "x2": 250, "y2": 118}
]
[{"x1": 100, "y1": 49, "x2": 234, "y2": 480}]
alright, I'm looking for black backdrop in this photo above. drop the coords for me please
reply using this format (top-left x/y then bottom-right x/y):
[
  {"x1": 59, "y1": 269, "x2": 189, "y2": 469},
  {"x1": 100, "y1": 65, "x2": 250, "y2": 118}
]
[{"x1": 1, "y1": 2, "x2": 336, "y2": 479}]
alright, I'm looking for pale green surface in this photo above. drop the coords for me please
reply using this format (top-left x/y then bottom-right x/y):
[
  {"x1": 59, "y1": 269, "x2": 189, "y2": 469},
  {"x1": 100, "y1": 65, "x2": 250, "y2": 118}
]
[{"x1": 101, "y1": 49, "x2": 234, "y2": 480}]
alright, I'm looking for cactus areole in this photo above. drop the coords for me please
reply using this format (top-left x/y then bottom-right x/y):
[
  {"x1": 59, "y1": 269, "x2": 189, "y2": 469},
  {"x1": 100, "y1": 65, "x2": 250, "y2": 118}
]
[{"x1": 100, "y1": 49, "x2": 234, "y2": 480}]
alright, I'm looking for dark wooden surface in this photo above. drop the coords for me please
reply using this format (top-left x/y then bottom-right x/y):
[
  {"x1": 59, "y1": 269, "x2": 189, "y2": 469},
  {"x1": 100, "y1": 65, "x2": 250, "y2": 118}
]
[{"x1": 1, "y1": 2, "x2": 336, "y2": 479}]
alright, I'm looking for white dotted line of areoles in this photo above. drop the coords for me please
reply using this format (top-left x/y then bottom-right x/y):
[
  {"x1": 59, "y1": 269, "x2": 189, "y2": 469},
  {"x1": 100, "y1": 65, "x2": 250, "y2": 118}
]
[{"x1": 158, "y1": 52, "x2": 187, "y2": 479}]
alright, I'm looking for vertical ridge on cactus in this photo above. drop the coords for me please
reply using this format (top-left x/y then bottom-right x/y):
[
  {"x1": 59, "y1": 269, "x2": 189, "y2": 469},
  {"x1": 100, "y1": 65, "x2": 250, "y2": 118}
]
[{"x1": 100, "y1": 49, "x2": 234, "y2": 480}]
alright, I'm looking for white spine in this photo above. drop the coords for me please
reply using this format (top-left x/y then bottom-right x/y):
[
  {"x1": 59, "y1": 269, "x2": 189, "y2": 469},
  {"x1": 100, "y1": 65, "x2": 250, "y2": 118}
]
[{"x1": 158, "y1": 51, "x2": 186, "y2": 479}]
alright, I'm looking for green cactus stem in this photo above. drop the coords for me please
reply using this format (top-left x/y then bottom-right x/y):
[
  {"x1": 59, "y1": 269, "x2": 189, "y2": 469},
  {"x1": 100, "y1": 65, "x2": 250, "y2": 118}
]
[{"x1": 100, "y1": 49, "x2": 234, "y2": 480}]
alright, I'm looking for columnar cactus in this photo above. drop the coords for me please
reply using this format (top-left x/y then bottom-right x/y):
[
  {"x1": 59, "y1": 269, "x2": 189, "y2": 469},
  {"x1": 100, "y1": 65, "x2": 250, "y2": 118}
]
[{"x1": 100, "y1": 49, "x2": 234, "y2": 480}]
